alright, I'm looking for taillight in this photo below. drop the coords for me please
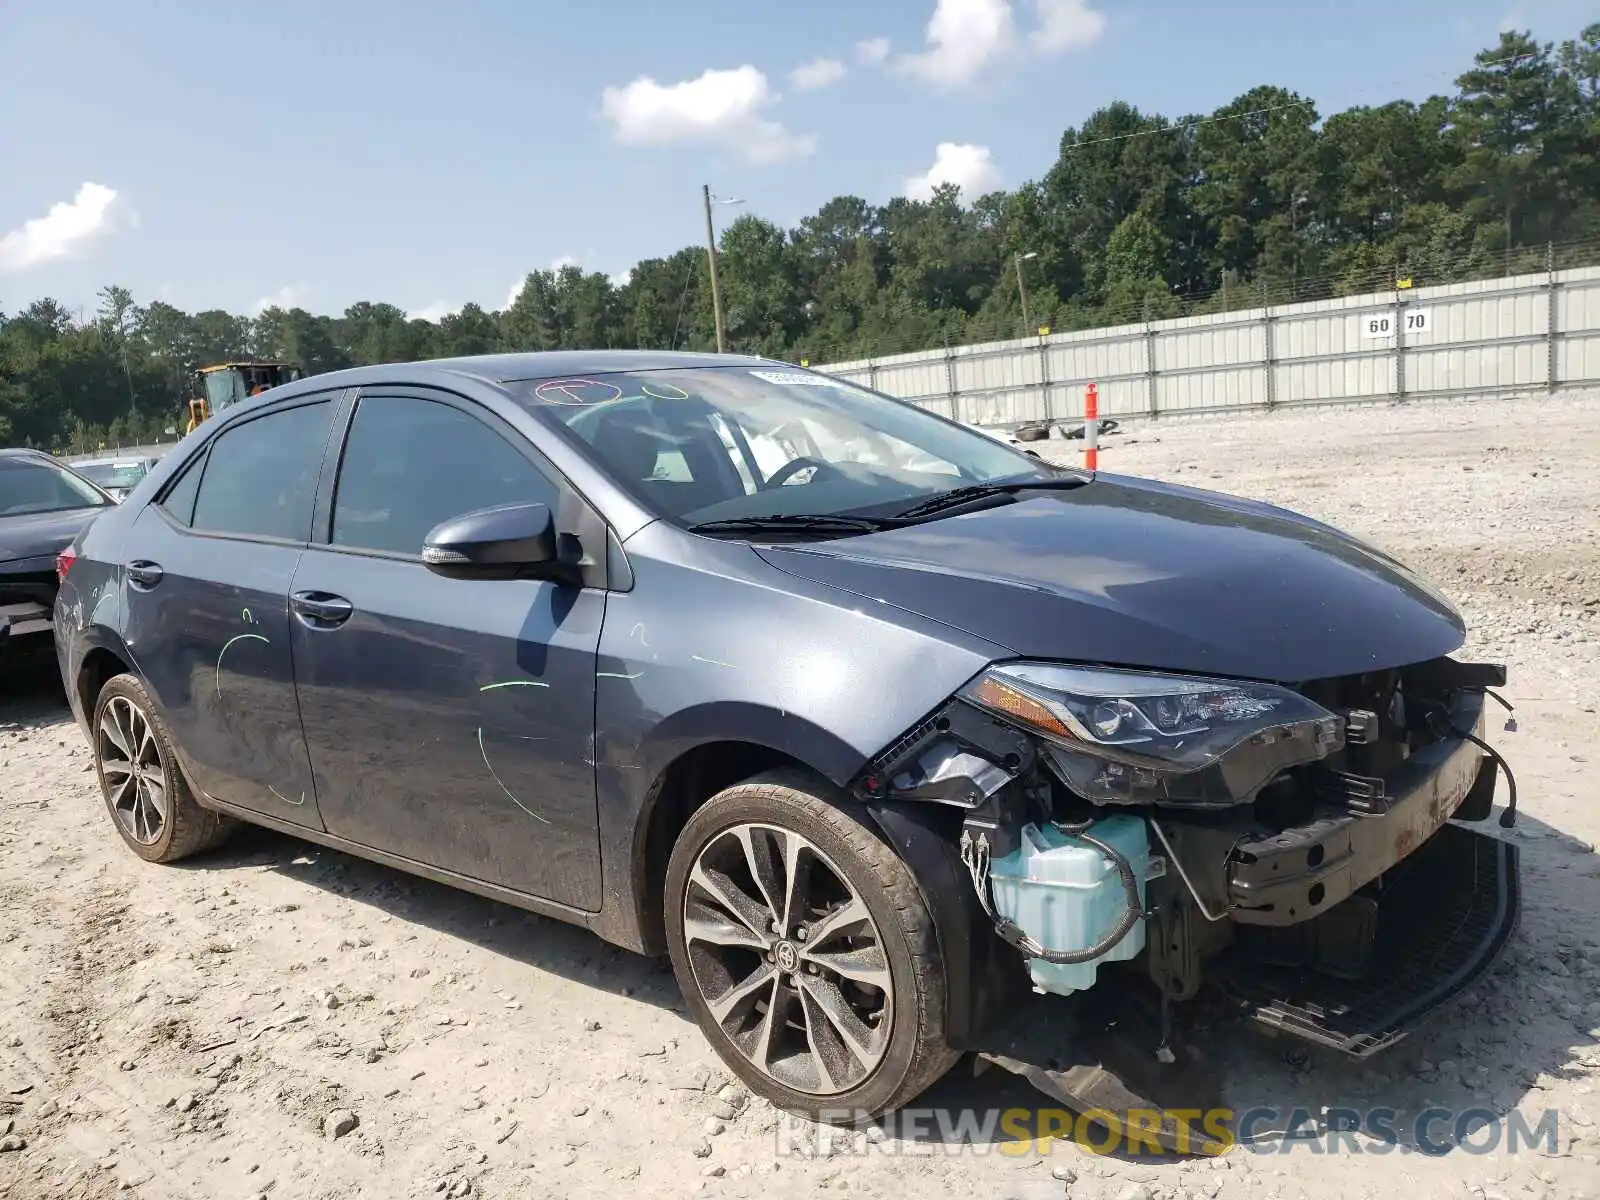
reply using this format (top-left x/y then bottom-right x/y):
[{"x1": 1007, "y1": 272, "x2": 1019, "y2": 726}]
[{"x1": 56, "y1": 547, "x2": 77, "y2": 583}]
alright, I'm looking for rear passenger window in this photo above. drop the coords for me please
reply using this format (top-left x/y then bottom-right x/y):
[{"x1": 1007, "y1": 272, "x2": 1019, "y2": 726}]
[
  {"x1": 191, "y1": 401, "x2": 334, "y2": 541},
  {"x1": 331, "y1": 395, "x2": 558, "y2": 556}
]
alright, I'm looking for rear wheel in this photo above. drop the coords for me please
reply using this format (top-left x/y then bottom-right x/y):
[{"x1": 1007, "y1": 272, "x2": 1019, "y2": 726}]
[
  {"x1": 92, "y1": 674, "x2": 235, "y2": 863},
  {"x1": 664, "y1": 768, "x2": 959, "y2": 1120}
]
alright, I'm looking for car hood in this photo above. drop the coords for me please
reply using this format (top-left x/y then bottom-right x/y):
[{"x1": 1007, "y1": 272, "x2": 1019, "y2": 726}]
[
  {"x1": 753, "y1": 474, "x2": 1465, "y2": 683},
  {"x1": 0, "y1": 506, "x2": 104, "y2": 565}
]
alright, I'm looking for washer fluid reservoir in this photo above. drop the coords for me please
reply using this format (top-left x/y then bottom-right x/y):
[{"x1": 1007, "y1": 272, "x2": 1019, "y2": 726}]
[{"x1": 987, "y1": 815, "x2": 1154, "y2": 996}]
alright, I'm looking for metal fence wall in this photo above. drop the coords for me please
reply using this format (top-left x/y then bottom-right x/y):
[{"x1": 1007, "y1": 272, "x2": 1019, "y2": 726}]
[
  {"x1": 818, "y1": 264, "x2": 1600, "y2": 427},
  {"x1": 61, "y1": 443, "x2": 177, "y2": 465}
]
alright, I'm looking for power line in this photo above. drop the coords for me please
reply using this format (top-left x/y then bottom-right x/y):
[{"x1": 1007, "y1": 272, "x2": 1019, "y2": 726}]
[
  {"x1": 1060, "y1": 100, "x2": 1315, "y2": 153},
  {"x1": 669, "y1": 254, "x2": 697, "y2": 351}
]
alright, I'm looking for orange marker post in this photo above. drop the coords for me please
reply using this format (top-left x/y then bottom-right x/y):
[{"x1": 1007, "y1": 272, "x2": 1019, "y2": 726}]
[{"x1": 1084, "y1": 382, "x2": 1099, "y2": 470}]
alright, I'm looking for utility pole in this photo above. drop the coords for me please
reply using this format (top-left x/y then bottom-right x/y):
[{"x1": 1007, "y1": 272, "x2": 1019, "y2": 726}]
[
  {"x1": 702, "y1": 184, "x2": 728, "y2": 353},
  {"x1": 1015, "y1": 251, "x2": 1038, "y2": 335}
]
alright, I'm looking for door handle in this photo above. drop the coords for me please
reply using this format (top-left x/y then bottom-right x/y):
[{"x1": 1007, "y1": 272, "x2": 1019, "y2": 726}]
[
  {"x1": 290, "y1": 590, "x2": 354, "y2": 628},
  {"x1": 126, "y1": 560, "x2": 164, "y2": 589}
]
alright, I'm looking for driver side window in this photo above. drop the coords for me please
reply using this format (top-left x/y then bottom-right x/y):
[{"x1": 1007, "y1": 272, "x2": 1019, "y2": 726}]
[{"x1": 331, "y1": 394, "x2": 559, "y2": 556}]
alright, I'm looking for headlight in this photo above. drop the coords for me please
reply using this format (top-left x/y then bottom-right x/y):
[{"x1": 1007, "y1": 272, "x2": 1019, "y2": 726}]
[{"x1": 959, "y1": 662, "x2": 1342, "y2": 808}]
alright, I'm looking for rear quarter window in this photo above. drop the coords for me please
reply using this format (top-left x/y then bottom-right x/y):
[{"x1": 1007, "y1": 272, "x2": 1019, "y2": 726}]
[{"x1": 157, "y1": 453, "x2": 205, "y2": 526}]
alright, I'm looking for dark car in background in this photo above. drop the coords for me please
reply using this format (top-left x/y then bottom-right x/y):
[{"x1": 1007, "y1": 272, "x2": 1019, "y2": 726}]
[
  {"x1": 1, "y1": 448, "x2": 115, "y2": 659},
  {"x1": 51, "y1": 352, "x2": 1519, "y2": 1141}
]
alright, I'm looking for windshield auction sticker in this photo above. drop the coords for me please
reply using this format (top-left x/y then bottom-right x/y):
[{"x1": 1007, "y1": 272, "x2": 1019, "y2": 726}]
[{"x1": 748, "y1": 370, "x2": 837, "y2": 387}]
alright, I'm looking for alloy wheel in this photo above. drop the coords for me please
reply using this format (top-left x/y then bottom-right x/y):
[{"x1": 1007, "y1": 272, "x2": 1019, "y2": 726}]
[
  {"x1": 98, "y1": 695, "x2": 168, "y2": 846},
  {"x1": 681, "y1": 822, "x2": 893, "y2": 1095}
]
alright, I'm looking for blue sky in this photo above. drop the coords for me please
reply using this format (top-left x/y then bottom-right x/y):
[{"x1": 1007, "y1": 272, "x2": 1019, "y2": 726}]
[{"x1": 0, "y1": 0, "x2": 1590, "y2": 321}]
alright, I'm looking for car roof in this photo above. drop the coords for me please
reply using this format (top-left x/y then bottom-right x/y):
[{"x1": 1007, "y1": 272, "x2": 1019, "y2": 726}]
[
  {"x1": 434, "y1": 349, "x2": 772, "y2": 382},
  {"x1": 205, "y1": 349, "x2": 799, "y2": 429},
  {"x1": 273, "y1": 350, "x2": 775, "y2": 396}
]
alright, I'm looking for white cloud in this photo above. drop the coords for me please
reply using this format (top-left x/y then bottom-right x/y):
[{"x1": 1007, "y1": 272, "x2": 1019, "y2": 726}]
[
  {"x1": 252, "y1": 284, "x2": 310, "y2": 314},
  {"x1": 599, "y1": 65, "x2": 816, "y2": 165},
  {"x1": 412, "y1": 301, "x2": 456, "y2": 322},
  {"x1": 904, "y1": 142, "x2": 1000, "y2": 201},
  {"x1": 791, "y1": 56, "x2": 847, "y2": 91},
  {"x1": 0, "y1": 182, "x2": 128, "y2": 272},
  {"x1": 1030, "y1": 0, "x2": 1106, "y2": 52},
  {"x1": 551, "y1": 255, "x2": 579, "y2": 271},
  {"x1": 900, "y1": 0, "x2": 1016, "y2": 87},
  {"x1": 856, "y1": 37, "x2": 891, "y2": 64},
  {"x1": 897, "y1": 0, "x2": 1105, "y2": 88},
  {"x1": 609, "y1": 267, "x2": 634, "y2": 289},
  {"x1": 504, "y1": 278, "x2": 527, "y2": 309}
]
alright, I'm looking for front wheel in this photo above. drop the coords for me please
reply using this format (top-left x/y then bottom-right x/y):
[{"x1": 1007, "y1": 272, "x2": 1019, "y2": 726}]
[{"x1": 664, "y1": 769, "x2": 959, "y2": 1120}]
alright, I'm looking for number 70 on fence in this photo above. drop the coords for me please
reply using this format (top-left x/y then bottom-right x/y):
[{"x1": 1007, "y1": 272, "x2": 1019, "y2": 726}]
[{"x1": 1362, "y1": 309, "x2": 1431, "y2": 339}]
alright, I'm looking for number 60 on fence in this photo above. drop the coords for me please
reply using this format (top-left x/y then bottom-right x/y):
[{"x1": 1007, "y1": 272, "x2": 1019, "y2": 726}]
[{"x1": 1362, "y1": 309, "x2": 1431, "y2": 339}]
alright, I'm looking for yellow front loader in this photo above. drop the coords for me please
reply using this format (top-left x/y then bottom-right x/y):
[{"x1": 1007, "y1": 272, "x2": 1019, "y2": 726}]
[{"x1": 184, "y1": 362, "x2": 304, "y2": 434}]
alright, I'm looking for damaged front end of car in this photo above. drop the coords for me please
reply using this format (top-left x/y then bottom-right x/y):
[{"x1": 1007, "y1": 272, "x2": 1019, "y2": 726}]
[{"x1": 851, "y1": 654, "x2": 1520, "y2": 1152}]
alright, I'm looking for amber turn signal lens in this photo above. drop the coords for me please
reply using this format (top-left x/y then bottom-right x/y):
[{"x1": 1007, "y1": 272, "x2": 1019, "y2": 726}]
[{"x1": 969, "y1": 675, "x2": 1075, "y2": 740}]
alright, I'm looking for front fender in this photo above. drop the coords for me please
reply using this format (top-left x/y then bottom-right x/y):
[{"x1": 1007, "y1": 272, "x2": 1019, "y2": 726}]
[
  {"x1": 584, "y1": 527, "x2": 1013, "y2": 952},
  {"x1": 622, "y1": 700, "x2": 868, "y2": 797}
]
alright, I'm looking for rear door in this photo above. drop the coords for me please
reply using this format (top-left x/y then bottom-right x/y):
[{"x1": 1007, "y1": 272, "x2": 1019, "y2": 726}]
[
  {"x1": 121, "y1": 392, "x2": 345, "y2": 827},
  {"x1": 287, "y1": 387, "x2": 604, "y2": 910}
]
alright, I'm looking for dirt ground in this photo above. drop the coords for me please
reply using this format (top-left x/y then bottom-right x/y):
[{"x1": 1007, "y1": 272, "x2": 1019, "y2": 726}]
[{"x1": 3, "y1": 392, "x2": 1600, "y2": 1200}]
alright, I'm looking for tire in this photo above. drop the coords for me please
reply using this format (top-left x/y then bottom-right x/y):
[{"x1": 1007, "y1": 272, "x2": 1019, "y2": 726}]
[
  {"x1": 91, "y1": 673, "x2": 235, "y2": 863},
  {"x1": 664, "y1": 768, "x2": 959, "y2": 1121}
]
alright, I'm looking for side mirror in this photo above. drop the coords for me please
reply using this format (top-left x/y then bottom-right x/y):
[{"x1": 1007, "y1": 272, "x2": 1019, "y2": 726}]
[{"x1": 421, "y1": 502, "x2": 568, "y2": 581}]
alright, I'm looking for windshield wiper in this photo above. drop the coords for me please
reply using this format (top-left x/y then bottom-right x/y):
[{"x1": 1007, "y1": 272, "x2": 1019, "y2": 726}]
[
  {"x1": 688, "y1": 513, "x2": 895, "y2": 538},
  {"x1": 892, "y1": 475, "x2": 1092, "y2": 521}
]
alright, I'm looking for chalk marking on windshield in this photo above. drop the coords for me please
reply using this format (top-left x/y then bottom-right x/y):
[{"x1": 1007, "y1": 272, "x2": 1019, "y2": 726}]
[
  {"x1": 215, "y1": 634, "x2": 270, "y2": 700},
  {"x1": 597, "y1": 670, "x2": 644, "y2": 680},
  {"x1": 479, "y1": 680, "x2": 550, "y2": 692},
  {"x1": 691, "y1": 655, "x2": 737, "y2": 669},
  {"x1": 477, "y1": 727, "x2": 551, "y2": 824},
  {"x1": 640, "y1": 382, "x2": 690, "y2": 401},
  {"x1": 533, "y1": 378, "x2": 623, "y2": 406}
]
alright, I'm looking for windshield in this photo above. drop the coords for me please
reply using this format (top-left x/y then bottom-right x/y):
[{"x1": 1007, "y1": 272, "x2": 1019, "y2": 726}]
[
  {"x1": 76, "y1": 462, "x2": 149, "y2": 490},
  {"x1": 0, "y1": 458, "x2": 111, "y2": 517},
  {"x1": 204, "y1": 369, "x2": 249, "y2": 412},
  {"x1": 517, "y1": 366, "x2": 1057, "y2": 527}
]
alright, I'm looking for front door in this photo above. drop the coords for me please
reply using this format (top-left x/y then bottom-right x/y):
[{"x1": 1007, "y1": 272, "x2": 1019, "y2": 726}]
[
  {"x1": 288, "y1": 389, "x2": 603, "y2": 910},
  {"x1": 122, "y1": 395, "x2": 341, "y2": 828}
]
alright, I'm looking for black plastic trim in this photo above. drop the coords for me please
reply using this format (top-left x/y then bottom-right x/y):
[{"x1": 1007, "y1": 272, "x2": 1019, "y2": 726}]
[
  {"x1": 1228, "y1": 690, "x2": 1487, "y2": 926},
  {"x1": 1236, "y1": 823, "x2": 1521, "y2": 1057}
]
